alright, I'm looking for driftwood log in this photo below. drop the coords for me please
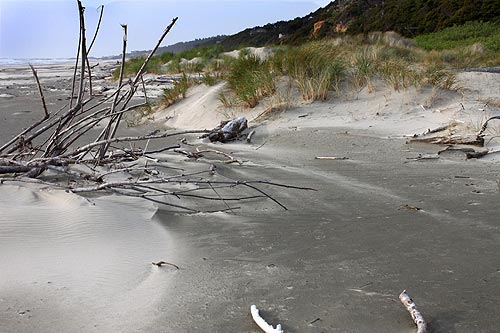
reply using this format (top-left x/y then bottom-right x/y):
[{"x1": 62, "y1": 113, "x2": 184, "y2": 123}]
[
  {"x1": 201, "y1": 117, "x2": 248, "y2": 143},
  {"x1": 408, "y1": 115, "x2": 500, "y2": 159},
  {"x1": 410, "y1": 133, "x2": 484, "y2": 146}
]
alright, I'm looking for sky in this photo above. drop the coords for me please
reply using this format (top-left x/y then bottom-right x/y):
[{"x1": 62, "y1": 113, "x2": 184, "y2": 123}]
[{"x1": 0, "y1": 0, "x2": 331, "y2": 59}]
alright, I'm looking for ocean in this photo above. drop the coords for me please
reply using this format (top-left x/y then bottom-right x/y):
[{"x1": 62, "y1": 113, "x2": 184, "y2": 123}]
[{"x1": 0, "y1": 58, "x2": 77, "y2": 66}]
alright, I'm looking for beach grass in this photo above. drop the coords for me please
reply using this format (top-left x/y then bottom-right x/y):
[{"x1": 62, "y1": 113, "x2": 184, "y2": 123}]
[
  {"x1": 225, "y1": 54, "x2": 276, "y2": 108},
  {"x1": 117, "y1": 22, "x2": 500, "y2": 111},
  {"x1": 158, "y1": 73, "x2": 192, "y2": 107}
]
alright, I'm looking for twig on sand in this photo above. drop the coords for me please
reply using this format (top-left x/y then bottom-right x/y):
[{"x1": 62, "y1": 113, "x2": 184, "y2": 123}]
[
  {"x1": 315, "y1": 156, "x2": 349, "y2": 160},
  {"x1": 247, "y1": 129, "x2": 256, "y2": 143},
  {"x1": 195, "y1": 148, "x2": 242, "y2": 164},
  {"x1": 477, "y1": 116, "x2": 500, "y2": 137},
  {"x1": 399, "y1": 290, "x2": 427, "y2": 333},
  {"x1": 250, "y1": 305, "x2": 284, "y2": 333},
  {"x1": 152, "y1": 261, "x2": 180, "y2": 269}
]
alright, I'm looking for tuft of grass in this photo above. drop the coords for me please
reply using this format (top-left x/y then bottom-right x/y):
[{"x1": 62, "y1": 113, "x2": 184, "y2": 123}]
[
  {"x1": 226, "y1": 55, "x2": 276, "y2": 108},
  {"x1": 281, "y1": 44, "x2": 344, "y2": 101},
  {"x1": 378, "y1": 60, "x2": 422, "y2": 91},
  {"x1": 350, "y1": 47, "x2": 376, "y2": 92},
  {"x1": 158, "y1": 73, "x2": 192, "y2": 107},
  {"x1": 425, "y1": 66, "x2": 457, "y2": 90}
]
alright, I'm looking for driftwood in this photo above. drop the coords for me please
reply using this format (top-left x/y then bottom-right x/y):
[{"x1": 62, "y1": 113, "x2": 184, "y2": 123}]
[
  {"x1": 477, "y1": 116, "x2": 500, "y2": 137},
  {"x1": 250, "y1": 305, "x2": 283, "y2": 333},
  {"x1": 246, "y1": 129, "x2": 256, "y2": 143},
  {"x1": 410, "y1": 134, "x2": 484, "y2": 146},
  {"x1": 409, "y1": 115, "x2": 500, "y2": 157},
  {"x1": 202, "y1": 117, "x2": 248, "y2": 142},
  {"x1": 152, "y1": 261, "x2": 180, "y2": 269},
  {"x1": 399, "y1": 290, "x2": 427, "y2": 333},
  {"x1": 438, "y1": 145, "x2": 489, "y2": 159},
  {"x1": 315, "y1": 156, "x2": 349, "y2": 160}
]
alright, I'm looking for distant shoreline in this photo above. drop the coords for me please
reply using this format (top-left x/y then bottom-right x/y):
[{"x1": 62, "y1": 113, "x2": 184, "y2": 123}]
[{"x1": 0, "y1": 57, "x2": 119, "y2": 67}]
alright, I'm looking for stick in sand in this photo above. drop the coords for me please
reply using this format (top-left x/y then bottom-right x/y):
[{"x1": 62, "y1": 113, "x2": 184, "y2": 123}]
[
  {"x1": 399, "y1": 290, "x2": 427, "y2": 333},
  {"x1": 250, "y1": 305, "x2": 284, "y2": 333}
]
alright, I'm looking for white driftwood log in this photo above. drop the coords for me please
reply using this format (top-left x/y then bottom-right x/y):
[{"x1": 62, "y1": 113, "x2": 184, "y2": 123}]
[
  {"x1": 399, "y1": 290, "x2": 427, "y2": 333},
  {"x1": 250, "y1": 305, "x2": 284, "y2": 333}
]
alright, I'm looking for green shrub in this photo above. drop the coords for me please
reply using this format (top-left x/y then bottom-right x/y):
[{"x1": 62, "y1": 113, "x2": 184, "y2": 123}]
[
  {"x1": 112, "y1": 56, "x2": 162, "y2": 79},
  {"x1": 415, "y1": 21, "x2": 500, "y2": 51}
]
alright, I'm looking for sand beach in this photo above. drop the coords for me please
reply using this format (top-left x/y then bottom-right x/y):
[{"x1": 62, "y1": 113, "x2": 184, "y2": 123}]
[{"x1": 1, "y1": 59, "x2": 500, "y2": 333}]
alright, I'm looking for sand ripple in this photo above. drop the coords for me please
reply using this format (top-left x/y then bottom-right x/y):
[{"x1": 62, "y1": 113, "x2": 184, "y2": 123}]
[{"x1": 0, "y1": 184, "x2": 179, "y2": 331}]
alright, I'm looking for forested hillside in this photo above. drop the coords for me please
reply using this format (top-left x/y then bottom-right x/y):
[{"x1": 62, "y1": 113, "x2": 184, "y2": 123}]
[{"x1": 204, "y1": 0, "x2": 500, "y2": 50}]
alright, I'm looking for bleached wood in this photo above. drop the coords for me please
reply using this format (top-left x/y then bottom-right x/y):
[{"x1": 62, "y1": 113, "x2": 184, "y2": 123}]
[
  {"x1": 250, "y1": 305, "x2": 284, "y2": 333},
  {"x1": 399, "y1": 290, "x2": 427, "y2": 333}
]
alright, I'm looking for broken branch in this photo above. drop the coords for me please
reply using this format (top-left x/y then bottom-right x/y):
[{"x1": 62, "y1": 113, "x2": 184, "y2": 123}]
[
  {"x1": 250, "y1": 305, "x2": 283, "y2": 333},
  {"x1": 399, "y1": 290, "x2": 427, "y2": 333}
]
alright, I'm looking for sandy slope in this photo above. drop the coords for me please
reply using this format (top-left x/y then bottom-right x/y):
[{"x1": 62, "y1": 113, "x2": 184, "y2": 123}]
[{"x1": 155, "y1": 71, "x2": 500, "y2": 156}]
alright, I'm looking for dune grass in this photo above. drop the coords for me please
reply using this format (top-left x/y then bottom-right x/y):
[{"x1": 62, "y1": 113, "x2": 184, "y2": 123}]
[
  {"x1": 275, "y1": 44, "x2": 345, "y2": 101},
  {"x1": 225, "y1": 54, "x2": 276, "y2": 108},
  {"x1": 117, "y1": 22, "x2": 500, "y2": 113},
  {"x1": 158, "y1": 73, "x2": 192, "y2": 107},
  {"x1": 113, "y1": 45, "x2": 223, "y2": 79}
]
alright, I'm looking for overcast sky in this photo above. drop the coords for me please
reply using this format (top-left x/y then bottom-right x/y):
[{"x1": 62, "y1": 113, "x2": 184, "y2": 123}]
[{"x1": 0, "y1": 0, "x2": 331, "y2": 59}]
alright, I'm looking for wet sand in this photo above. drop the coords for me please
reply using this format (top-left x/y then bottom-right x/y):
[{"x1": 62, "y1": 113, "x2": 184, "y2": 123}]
[{"x1": 1, "y1": 64, "x2": 500, "y2": 332}]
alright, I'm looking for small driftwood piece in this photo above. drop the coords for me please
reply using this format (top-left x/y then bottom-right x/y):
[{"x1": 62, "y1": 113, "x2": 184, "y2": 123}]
[
  {"x1": 315, "y1": 156, "x2": 349, "y2": 160},
  {"x1": 438, "y1": 146, "x2": 489, "y2": 159},
  {"x1": 246, "y1": 129, "x2": 256, "y2": 143},
  {"x1": 250, "y1": 305, "x2": 283, "y2": 333},
  {"x1": 404, "y1": 154, "x2": 440, "y2": 163},
  {"x1": 410, "y1": 134, "x2": 484, "y2": 146},
  {"x1": 399, "y1": 290, "x2": 427, "y2": 333},
  {"x1": 477, "y1": 116, "x2": 500, "y2": 137},
  {"x1": 152, "y1": 261, "x2": 180, "y2": 270}
]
